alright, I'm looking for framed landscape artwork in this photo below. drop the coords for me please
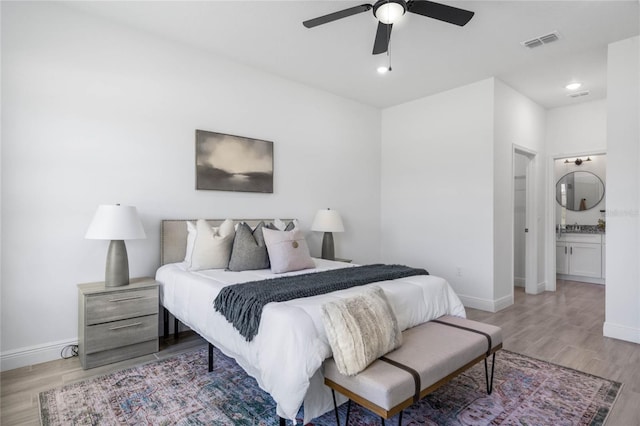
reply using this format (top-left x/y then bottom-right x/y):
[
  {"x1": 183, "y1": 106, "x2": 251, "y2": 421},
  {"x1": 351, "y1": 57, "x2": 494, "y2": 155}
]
[{"x1": 195, "y1": 130, "x2": 274, "y2": 193}]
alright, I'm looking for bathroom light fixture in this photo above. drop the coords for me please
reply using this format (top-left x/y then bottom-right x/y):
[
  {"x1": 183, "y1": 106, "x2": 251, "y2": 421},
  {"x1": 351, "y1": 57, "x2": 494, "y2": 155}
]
[
  {"x1": 564, "y1": 157, "x2": 592, "y2": 166},
  {"x1": 565, "y1": 82, "x2": 582, "y2": 90}
]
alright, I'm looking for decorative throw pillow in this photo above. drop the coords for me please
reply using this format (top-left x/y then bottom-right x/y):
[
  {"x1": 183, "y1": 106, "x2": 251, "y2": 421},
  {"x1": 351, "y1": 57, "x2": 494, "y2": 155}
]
[
  {"x1": 262, "y1": 227, "x2": 315, "y2": 273},
  {"x1": 183, "y1": 220, "x2": 197, "y2": 262},
  {"x1": 187, "y1": 219, "x2": 235, "y2": 271},
  {"x1": 274, "y1": 218, "x2": 298, "y2": 231},
  {"x1": 228, "y1": 222, "x2": 270, "y2": 271},
  {"x1": 321, "y1": 286, "x2": 402, "y2": 376}
]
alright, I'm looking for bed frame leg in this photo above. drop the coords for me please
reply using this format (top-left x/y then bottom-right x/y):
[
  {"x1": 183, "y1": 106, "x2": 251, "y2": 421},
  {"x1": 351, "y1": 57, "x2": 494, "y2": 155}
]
[
  {"x1": 484, "y1": 352, "x2": 496, "y2": 394},
  {"x1": 398, "y1": 410, "x2": 403, "y2": 426},
  {"x1": 279, "y1": 416, "x2": 286, "y2": 426},
  {"x1": 163, "y1": 308, "x2": 169, "y2": 339},
  {"x1": 208, "y1": 343, "x2": 214, "y2": 372},
  {"x1": 174, "y1": 317, "x2": 179, "y2": 341}
]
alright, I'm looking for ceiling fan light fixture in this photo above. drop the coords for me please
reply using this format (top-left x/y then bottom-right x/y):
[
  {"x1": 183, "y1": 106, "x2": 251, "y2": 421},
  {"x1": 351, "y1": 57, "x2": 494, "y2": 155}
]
[
  {"x1": 377, "y1": 65, "x2": 391, "y2": 74},
  {"x1": 374, "y1": 0, "x2": 406, "y2": 24}
]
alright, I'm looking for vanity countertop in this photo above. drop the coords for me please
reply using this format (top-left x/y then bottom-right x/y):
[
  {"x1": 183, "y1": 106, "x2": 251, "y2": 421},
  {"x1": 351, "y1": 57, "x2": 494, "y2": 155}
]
[{"x1": 557, "y1": 225, "x2": 605, "y2": 234}]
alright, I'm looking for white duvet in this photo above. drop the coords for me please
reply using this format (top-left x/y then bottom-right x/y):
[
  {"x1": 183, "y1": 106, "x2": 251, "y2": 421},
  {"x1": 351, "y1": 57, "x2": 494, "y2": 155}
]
[{"x1": 156, "y1": 259, "x2": 466, "y2": 423}]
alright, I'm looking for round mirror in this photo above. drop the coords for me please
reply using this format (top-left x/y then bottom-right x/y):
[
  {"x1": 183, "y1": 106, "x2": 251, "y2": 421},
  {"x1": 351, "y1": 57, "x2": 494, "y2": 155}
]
[{"x1": 556, "y1": 171, "x2": 605, "y2": 211}]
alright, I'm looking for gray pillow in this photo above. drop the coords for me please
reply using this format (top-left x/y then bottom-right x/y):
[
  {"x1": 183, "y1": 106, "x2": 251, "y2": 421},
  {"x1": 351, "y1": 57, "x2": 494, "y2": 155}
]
[{"x1": 228, "y1": 222, "x2": 270, "y2": 271}]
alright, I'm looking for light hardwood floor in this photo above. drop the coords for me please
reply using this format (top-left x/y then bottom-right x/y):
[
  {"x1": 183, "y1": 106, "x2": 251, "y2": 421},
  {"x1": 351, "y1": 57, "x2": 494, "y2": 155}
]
[{"x1": 1, "y1": 279, "x2": 639, "y2": 425}]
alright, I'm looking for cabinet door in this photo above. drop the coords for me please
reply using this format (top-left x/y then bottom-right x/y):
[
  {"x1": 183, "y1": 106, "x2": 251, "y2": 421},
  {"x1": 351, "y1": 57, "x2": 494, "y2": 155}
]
[
  {"x1": 556, "y1": 243, "x2": 569, "y2": 274},
  {"x1": 569, "y1": 243, "x2": 602, "y2": 278}
]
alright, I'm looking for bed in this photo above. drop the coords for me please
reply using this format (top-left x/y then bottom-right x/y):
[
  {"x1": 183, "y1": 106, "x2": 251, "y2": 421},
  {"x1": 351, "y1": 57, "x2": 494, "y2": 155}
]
[{"x1": 156, "y1": 219, "x2": 466, "y2": 423}]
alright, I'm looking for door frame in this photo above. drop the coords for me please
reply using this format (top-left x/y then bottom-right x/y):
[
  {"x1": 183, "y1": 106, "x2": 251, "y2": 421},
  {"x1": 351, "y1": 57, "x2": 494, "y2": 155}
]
[
  {"x1": 546, "y1": 149, "x2": 606, "y2": 292},
  {"x1": 513, "y1": 145, "x2": 538, "y2": 295}
]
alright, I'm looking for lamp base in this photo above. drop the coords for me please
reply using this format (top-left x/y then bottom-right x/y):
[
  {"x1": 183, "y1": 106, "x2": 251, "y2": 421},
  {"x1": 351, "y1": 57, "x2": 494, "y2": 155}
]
[
  {"x1": 321, "y1": 232, "x2": 335, "y2": 261},
  {"x1": 105, "y1": 240, "x2": 130, "y2": 287}
]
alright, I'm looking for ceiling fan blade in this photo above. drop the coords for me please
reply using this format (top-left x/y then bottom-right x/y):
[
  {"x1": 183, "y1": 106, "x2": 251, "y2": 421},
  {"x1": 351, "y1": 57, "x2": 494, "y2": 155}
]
[
  {"x1": 303, "y1": 4, "x2": 372, "y2": 28},
  {"x1": 373, "y1": 22, "x2": 393, "y2": 55},
  {"x1": 407, "y1": 0, "x2": 474, "y2": 26}
]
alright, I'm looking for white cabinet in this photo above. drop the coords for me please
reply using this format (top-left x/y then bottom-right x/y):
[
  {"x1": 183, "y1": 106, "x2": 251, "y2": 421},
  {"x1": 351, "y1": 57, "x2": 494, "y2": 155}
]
[
  {"x1": 556, "y1": 233, "x2": 604, "y2": 283},
  {"x1": 556, "y1": 242, "x2": 569, "y2": 274}
]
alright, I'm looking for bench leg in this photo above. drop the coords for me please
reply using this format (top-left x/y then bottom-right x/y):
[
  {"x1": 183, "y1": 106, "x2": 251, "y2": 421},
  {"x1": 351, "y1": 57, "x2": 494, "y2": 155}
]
[
  {"x1": 279, "y1": 416, "x2": 286, "y2": 426},
  {"x1": 331, "y1": 390, "x2": 340, "y2": 425},
  {"x1": 398, "y1": 410, "x2": 403, "y2": 426},
  {"x1": 484, "y1": 352, "x2": 496, "y2": 394},
  {"x1": 380, "y1": 417, "x2": 385, "y2": 426},
  {"x1": 208, "y1": 343, "x2": 215, "y2": 372}
]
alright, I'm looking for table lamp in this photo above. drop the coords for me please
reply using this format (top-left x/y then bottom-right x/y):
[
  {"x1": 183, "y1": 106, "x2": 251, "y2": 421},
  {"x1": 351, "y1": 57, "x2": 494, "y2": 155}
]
[
  {"x1": 85, "y1": 204, "x2": 146, "y2": 287},
  {"x1": 311, "y1": 208, "x2": 344, "y2": 260}
]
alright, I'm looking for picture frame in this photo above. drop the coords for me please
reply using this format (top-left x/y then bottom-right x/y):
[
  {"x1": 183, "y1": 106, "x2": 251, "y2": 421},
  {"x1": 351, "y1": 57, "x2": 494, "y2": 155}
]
[{"x1": 195, "y1": 130, "x2": 274, "y2": 193}]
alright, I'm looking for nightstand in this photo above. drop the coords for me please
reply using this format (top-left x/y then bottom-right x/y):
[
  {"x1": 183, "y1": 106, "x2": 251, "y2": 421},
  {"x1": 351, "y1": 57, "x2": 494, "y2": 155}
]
[{"x1": 78, "y1": 278, "x2": 159, "y2": 369}]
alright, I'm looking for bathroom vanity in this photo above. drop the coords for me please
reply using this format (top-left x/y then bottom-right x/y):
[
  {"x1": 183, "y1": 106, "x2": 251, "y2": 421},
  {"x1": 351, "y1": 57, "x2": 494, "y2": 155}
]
[{"x1": 556, "y1": 231, "x2": 605, "y2": 284}]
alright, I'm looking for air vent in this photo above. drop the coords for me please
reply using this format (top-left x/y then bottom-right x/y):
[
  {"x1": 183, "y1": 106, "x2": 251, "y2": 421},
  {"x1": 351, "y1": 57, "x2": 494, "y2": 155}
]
[
  {"x1": 568, "y1": 90, "x2": 590, "y2": 98},
  {"x1": 521, "y1": 31, "x2": 561, "y2": 49}
]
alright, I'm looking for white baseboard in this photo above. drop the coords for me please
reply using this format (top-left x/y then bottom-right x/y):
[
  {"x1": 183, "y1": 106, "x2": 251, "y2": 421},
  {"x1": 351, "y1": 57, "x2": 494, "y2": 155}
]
[
  {"x1": 458, "y1": 293, "x2": 513, "y2": 313},
  {"x1": 603, "y1": 321, "x2": 640, "y2": 344},
  {"x1": 1, "y1": 338, "x2": 77, "y2": 372},
  {"x1": 557, "y1": 274, "x2": 604, "y2": 285},
  {"x1": 494, "y1": 294, "x2": 513, "y2": 311}
]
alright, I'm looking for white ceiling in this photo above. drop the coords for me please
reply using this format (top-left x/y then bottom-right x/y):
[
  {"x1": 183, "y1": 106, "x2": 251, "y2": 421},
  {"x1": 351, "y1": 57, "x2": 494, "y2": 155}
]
[{"x1": 64, "y1": 1, "x2": 639, "y2": 109}]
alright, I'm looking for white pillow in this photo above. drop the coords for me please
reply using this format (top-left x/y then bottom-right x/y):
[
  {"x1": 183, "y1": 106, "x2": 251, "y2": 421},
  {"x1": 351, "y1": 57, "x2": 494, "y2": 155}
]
[
  {"x1": 187, "y1": 219, "x2": 235, "y2": 271},
  {"x1": 184, "y1": 221, "x2": 197, "y2": 262},
  {"x1": 321, "y1": 286, "x2": 402, "y2": 376},
  {"x1": 262, "y1": 227, "x2": 315, "y2": 273}
]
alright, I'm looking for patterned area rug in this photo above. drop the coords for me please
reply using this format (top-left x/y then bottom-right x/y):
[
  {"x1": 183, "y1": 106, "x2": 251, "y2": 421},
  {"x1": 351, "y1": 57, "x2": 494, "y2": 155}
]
[{"x1": 40, "y1": 347, "x2": 621, "y2": 425}]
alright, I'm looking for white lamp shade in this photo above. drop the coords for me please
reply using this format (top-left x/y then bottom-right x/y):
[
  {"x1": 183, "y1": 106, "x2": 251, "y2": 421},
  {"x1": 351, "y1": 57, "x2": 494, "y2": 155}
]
[
  {"x1": 85, "y1": 205, "x2": 146, "y2": 240},
  {"x1": 311, "y1": 209, "x2": 345, "y2": 233}
]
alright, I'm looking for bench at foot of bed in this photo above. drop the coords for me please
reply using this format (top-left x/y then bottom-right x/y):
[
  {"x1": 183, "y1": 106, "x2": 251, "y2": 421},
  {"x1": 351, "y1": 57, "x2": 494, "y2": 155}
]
[{"x1": 323, "y1": 316, "x2": 503, "y2": 426}]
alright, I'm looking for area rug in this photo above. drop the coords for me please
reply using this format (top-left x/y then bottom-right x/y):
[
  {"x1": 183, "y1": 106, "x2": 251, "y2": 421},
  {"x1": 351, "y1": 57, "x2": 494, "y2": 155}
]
[{"x1": 40, "y1": 347, "x2": 621, "y2": 425}]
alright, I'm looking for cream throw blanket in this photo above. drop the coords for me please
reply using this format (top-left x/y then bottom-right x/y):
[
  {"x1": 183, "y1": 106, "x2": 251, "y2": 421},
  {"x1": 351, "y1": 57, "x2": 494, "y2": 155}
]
[{"x1": 321, "y1": 286, "x2": 402, "y2": 376}]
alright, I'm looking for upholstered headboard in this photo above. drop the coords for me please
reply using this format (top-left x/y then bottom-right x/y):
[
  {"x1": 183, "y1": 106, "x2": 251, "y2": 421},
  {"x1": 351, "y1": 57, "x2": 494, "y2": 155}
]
[{"x1": 160, "y1": 219, "x2": 295, "y2": 266}]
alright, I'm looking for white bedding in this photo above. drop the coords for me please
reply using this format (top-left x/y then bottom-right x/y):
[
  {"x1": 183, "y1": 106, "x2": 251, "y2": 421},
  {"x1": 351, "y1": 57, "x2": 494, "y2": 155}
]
[{"x1": 156, "y1": 259, "x2": 466, "y2": 423}]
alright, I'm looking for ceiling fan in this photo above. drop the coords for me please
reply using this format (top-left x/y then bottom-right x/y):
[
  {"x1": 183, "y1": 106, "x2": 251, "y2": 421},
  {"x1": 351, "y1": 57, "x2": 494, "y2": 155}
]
[{"x1": 303, "y1": 0, "x2": 475, "y2": 55}]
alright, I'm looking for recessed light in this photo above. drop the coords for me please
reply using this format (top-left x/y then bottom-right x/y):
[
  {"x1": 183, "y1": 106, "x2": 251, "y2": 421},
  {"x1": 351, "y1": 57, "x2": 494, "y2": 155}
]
[
  {"x1": 565, "y1": 82, "x2": 582, "y2": 90},
  {"x1": 377, "y1": 66, "x2": 391, "y2": 74}
]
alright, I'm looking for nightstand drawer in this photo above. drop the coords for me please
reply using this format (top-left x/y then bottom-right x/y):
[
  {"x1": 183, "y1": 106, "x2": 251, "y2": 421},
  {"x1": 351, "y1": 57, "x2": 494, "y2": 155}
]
[
  {"x1": 86, "y1": 288, "x2": 158, "y2": 325},
  {"x1": 85, "y1": 314, "x2": 157, "y2": 354}
]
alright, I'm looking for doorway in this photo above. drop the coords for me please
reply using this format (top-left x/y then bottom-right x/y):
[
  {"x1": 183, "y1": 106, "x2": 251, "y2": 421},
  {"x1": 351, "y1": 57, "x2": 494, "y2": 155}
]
[{"x1": 513, "y1": 146, "x2": 537, "y2": 295}]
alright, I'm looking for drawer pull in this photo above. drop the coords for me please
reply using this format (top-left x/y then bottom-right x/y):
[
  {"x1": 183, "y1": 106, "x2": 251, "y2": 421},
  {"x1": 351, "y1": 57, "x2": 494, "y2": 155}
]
[
  {"x1": 109, "y1": 296, "x2": 145, "y2": 303},
  {"x1": 108, "y1": 322, "x2": 142, "y2": 331}
]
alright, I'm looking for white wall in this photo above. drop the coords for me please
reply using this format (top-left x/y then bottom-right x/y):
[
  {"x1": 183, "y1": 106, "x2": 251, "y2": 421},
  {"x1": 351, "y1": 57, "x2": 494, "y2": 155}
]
[
  {"x1": 0, "y1": 2, "x2": 382, "y2": 370},
  {"x1": 381, "y1": 79, "x2": 496, "y2": 310},
  {"x1": 493, "y1": 80, "x2": 547, "y2": 298},
  {"x1": 380, "y1": 78, "x2": 546, "y2": 311},
  {"x1": 547, "y1": 100, "x2": 607, "y2": 154},
  {"x1": 604, "y1": 36, "x2": 640, "y2": 343},
  {"x1": 547, "y1": 100, "x2": 607, "y2": 225}
]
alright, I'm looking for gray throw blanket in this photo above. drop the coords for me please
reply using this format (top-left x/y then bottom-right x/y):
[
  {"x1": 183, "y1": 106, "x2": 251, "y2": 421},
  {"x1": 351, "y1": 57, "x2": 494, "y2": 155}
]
[{"x1": 213, "y1": 264, "x2": 428, "y2": 341}]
